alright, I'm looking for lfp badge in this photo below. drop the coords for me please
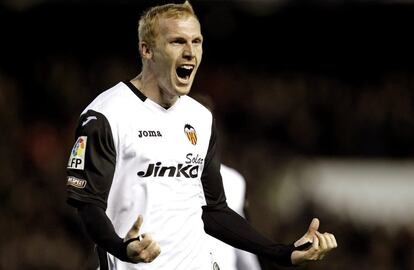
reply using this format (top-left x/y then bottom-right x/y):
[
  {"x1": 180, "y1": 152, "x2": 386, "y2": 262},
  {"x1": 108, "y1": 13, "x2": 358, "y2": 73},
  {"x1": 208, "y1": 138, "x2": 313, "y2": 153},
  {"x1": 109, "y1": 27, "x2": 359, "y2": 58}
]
[{"x1": 67, "y1": 136, "x2": 87, "y2": 170}]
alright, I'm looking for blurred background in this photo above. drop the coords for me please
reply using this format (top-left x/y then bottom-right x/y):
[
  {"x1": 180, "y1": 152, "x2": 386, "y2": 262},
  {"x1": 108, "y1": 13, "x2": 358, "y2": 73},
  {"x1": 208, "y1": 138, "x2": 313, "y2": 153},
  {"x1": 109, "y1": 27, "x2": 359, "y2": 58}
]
[{"x1": 1, "y1": 0, "x2": 414, "y2": 269}]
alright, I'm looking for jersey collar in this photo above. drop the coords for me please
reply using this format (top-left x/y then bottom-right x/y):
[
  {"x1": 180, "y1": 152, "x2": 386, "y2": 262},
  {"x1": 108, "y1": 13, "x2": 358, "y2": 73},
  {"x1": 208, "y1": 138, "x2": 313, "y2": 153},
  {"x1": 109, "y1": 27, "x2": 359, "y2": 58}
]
[
  {"x1": 124, "y1": 80, "x2": 147, "y2": 102},
  {"x1": 123, "y1": 80, "x2": 182, "y2": 112}
]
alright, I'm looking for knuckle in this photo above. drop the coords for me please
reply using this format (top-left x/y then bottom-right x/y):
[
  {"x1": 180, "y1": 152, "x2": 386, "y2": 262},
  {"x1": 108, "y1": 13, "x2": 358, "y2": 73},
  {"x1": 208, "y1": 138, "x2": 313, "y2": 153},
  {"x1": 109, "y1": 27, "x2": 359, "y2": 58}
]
[
  {"x1": 134, "y1": 244, "x2": 144, "y2": 254},
  {"x1": 131, "y1": 250, "x2": 139, "y2": 257},
  {"x1": 150, "y1": 250, "x2": 158, "y2": 259},
  {"x1": 140, "y1": 250, "x2": 148, "y2": 260},
  {"x1": 311, "y1": 255, "x2": 318, "y2": 261},
  {"x1": 152, "y1": 245, "x2": 161, "y2": 256}
]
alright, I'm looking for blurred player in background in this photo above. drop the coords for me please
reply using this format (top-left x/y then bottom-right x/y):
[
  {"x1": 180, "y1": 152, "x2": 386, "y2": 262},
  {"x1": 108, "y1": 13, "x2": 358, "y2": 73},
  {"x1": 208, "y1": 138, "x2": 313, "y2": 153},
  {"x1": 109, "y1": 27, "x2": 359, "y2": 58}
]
[
  {"x1": 191, "y1": 93, "x2": 263, "y2": 270},
  {"x1": 65, "y1": 1, "x2": 337, "y2": 269},
  {"x1": 214, "y1": 164, "x2": 262, "y2": 270}
]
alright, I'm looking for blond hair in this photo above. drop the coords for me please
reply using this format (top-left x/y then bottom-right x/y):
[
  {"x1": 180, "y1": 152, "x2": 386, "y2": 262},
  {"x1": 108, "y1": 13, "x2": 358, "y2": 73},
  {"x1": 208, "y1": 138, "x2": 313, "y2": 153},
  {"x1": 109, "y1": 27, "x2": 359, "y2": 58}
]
[{"x1": 138, "y1": 1, "x2": 198, "y2": 50}]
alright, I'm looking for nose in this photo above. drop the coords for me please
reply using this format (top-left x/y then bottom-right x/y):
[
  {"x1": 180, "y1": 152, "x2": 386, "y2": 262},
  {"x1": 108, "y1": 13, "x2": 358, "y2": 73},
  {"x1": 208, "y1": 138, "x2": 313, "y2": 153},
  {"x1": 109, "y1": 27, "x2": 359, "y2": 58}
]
[{"x1": 183, "y1": 43, "x2": 195, "y2": 59}]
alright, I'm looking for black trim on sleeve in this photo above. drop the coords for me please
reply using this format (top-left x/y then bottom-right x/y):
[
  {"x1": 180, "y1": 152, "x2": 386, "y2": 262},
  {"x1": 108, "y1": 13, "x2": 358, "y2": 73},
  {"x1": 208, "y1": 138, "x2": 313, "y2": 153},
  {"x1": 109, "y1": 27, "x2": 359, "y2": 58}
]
[{"x1": 66, "y1": 110, "x2": 116, "y2": 209}]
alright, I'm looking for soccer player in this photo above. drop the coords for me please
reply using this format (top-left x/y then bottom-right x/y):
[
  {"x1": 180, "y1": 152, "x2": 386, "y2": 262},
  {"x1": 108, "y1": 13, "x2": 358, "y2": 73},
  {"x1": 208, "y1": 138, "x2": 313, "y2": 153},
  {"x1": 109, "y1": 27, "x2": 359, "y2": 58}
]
[{"x1": 66, "y1": 1, "x2": 337, "y2": 269}]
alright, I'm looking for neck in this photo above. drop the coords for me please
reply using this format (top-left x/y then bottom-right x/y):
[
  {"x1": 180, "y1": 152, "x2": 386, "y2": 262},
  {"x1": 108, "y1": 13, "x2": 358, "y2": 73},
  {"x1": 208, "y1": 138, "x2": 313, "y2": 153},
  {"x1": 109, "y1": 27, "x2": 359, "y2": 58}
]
[{"x1": 130, "y1": 74, "x2": 178, "y2": 108}]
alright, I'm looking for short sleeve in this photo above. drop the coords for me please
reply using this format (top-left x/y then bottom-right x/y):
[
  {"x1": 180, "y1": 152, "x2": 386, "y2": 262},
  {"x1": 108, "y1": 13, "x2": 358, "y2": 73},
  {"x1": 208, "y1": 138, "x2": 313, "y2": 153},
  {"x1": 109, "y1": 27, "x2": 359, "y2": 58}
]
[{"x1": 66, "y1": 109, "x2": 116, "y2": 210}]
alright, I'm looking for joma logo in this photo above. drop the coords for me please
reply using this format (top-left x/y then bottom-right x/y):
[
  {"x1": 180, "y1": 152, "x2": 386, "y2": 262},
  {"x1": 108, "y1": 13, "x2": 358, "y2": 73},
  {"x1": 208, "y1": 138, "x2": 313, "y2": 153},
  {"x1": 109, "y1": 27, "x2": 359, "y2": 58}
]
[{"x1": 138, "y1": 130, "x2": 162, "y2": 138}]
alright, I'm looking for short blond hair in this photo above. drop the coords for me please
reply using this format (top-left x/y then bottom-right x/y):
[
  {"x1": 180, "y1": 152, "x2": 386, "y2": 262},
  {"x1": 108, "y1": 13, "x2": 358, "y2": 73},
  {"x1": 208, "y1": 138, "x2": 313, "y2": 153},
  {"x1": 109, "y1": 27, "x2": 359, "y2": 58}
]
[{"x1": 138, "y1": 1, "x2": 198, "y2": 50}]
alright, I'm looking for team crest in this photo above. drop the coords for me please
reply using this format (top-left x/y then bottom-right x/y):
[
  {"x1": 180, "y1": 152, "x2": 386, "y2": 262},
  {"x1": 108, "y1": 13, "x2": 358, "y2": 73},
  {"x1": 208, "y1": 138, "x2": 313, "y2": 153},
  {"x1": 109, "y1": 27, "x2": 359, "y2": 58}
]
[
  {"x1": 67, "y1": 136, "x2": 87, "y2": 170},
  {"x1": 184, "y1": 124, "x2": 197, "y2": 145}
]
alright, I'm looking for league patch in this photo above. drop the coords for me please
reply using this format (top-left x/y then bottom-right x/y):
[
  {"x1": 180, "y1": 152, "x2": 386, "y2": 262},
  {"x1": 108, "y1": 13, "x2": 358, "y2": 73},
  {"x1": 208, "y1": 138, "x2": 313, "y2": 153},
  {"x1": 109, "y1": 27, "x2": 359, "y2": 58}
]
[
  {"x1": 67, "y1": 176, "x2": 87, "y2": 189},
  {"x1": 67, "y1": 136, "x2": 87, "y2": 170}
]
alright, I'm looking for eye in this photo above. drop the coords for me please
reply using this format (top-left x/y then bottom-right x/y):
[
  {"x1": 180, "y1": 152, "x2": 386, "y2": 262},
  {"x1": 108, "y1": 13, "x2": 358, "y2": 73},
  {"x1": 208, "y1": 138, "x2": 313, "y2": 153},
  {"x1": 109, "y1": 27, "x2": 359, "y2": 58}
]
[
  {"x1": 193, "y1": 38, "x2": 202, "y2": 45},
  {"x1": 171, "y1": 38, "x2": 186, "y2": 45}
]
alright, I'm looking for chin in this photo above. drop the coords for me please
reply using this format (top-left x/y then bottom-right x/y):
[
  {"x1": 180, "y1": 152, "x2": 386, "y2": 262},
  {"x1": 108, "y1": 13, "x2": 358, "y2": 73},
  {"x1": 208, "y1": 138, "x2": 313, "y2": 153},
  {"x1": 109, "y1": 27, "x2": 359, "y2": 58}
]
[
  {"x1": 176, "y1": 88, "x2": 191, "y2": 96},
  {"x1": 174, "y1": 84, "x2": 193, "y2": 96}
]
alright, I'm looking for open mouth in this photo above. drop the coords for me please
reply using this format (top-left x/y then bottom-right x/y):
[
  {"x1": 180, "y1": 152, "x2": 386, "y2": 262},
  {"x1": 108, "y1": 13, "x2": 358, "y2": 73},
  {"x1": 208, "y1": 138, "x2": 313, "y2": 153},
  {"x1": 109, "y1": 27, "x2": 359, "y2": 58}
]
[{"x1": 176, "y1": 65, "x2": 194, "y2": 81}]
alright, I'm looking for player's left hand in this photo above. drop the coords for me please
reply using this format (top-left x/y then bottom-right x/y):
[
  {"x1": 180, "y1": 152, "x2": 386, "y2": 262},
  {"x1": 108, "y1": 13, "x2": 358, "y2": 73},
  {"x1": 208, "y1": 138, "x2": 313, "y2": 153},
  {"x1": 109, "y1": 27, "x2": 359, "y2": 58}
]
[
  {"x1": 291, "y1": 218, "x2": 337, "y2": 265},
  {"x1": 124, "y1": 215, "x2": 161, "y2": 263}
]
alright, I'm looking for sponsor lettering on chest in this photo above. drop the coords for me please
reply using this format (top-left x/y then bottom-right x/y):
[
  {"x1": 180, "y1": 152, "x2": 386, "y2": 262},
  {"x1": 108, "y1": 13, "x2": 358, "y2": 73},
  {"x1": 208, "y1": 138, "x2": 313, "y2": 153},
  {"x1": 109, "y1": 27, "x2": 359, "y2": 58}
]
[{"x1": 137, "y1": 153, "x2": 204, "y2": 179}]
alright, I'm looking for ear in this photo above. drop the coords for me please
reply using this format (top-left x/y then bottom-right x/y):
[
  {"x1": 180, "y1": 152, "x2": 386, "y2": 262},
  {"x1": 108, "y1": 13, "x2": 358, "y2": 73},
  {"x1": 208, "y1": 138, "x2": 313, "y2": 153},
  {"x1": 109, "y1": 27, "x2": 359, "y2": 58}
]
[{"x1": 140, "y1": 41, "x2": 153, "y2": 60}]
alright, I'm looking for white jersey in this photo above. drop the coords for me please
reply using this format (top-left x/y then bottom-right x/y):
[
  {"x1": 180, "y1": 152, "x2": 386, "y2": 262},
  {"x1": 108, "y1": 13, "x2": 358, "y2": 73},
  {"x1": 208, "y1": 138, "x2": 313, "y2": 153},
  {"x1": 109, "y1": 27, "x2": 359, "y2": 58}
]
[
  {"x1": 206, "y1": 165, "x2": 262, "y2": 270},
  {"x1": 67, "y1": 82, "x2": 224, "y2": 270}
]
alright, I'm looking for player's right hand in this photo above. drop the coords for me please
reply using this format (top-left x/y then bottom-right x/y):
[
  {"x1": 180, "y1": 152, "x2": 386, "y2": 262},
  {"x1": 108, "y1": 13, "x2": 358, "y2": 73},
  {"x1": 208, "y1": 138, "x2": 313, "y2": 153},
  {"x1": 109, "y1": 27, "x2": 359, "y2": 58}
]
[{"x1": 124, "y1": 215, "x2": 161, "y2": 263}]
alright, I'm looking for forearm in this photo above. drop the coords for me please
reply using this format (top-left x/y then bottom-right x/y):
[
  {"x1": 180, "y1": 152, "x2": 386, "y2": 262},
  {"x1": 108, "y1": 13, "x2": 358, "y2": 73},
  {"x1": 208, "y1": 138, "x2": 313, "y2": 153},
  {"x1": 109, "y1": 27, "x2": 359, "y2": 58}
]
[
  {"x1": 202, "y1": 203, "x2": 295, "y2": 267},
  {"x1": 77, "y1": 203, "x2": 132, "y2": 262}
]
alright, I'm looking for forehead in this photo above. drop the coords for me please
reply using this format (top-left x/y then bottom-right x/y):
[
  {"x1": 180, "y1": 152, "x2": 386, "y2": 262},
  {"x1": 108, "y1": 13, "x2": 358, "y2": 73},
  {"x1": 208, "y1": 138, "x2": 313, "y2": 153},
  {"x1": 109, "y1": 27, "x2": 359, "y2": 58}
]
[{"x1": 158, "y1": 16, "x2": 202, "y2": 39}]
